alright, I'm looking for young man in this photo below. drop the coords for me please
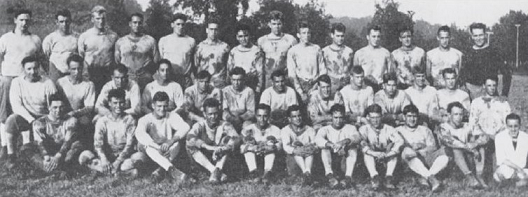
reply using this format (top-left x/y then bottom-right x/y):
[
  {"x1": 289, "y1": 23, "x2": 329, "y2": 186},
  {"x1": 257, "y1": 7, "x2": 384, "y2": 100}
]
[
  {"x1": 308, "y1": 75, "x2": 342, "y2": 130},
  {"x1": 142, "y1": 59, "x2": 184, "y2": 114},
  {"x1": 281, "y1": 105, "x2": 317, "y2": 185},
  {"x1": 460, "y1": 23, "x2": 511, "y2": 99},
  {"x1": 404, "y1": 67, "x2": 439, "y2": 126},
  {"x1": 222, "y1": 67, "x2": 255, "y2": 131},
  {"x1": 397, "y1": 104, "x2": 448, "y2": 192},
  {"x1": 79, "y1": 89, "x2": 147, "y2": 176},
  {"x1": 95, "y1": 64, "x2": 141, "y2": 117},
  {"x1": 322, "y1": 23, "x2": 354, "y2": 93},
  {"x1": 257, "y1": 10, "x2": 298, "y2": 89},
  {"x1": 259, "y1": 70, "x2": 299, "y2": 128},
  {"x1": 195, "y1": 19, "x2": 230, "y2": 89},
  {"x1": 426, "y1": 26, "x2": 463, "y2": 89},
  {"x1": 436, "y1": 68, "x2": 470, "y2": 122},
  {"x1": 374, "y1": 73, "x2": 411, "y2": 126},
  {"x1": 353, "y1": 25, "x2": 392, "y2": 92},
  {"x1": 186, "y1": 98, "x2": 240, "y2": 184},
  {"x1": 391, "y1": 27, "x2": 425, "y2": 89},
  {"x1": 136, "y1": 91, "x2": 192, "y2": 182},
  {"x1": 5, "y1": 56, "x2": 58, "y2": 168},
  {"x1": 227, "y1": 23, "x2": 264, "y2": 93},
  {"x1": 78, "y1": 6, "x2": 118, "y2": 93},
  {"x1": 336, "y1": 66, "x2": 374, "y2": 125},
  {"x1": 315, "y1": 104, "x2": 362, "y2": 189},
  {"x1": 158, "y1": 13, "x2": 196, "y2": 89},
  {"x1": 42, "y1": 9, "x2": 78, "y2": 81},
  {"x1": 182, "y1": 70, "x2": 222, "y2": 123},
  {"x1": 494, "y1": 113, "x2": 528, "y2": 187},
  {"x1": 287, "y1": 22, "x2": 326, "y2": 103},
  {"x1": 359, "y1": 104, "x2": 403, "y2": 190},
  {"x1": 436, "y1": 102, "x2": 488, "y2": 189},
  {"x1": 21, "y1": 94, "x2": 82, "y2": 177},
  {"x1": 240, "y1": 104, "x2": 282, "y2": 183},
  {"x1": 115, "y1": 13, "x2": 159, "y2": 90}
]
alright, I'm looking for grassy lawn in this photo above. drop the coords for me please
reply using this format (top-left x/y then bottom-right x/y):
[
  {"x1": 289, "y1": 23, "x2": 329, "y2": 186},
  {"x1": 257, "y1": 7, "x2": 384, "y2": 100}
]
[{"x1": 1, "y1": 75, "x2": 528, "y2": 197}]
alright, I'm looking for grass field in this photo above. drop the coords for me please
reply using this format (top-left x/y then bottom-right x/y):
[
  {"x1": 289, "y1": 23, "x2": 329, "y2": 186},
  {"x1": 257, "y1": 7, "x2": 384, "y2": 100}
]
[{"x1": 1, "y1": 75, "x2": 528, "y2": 197}]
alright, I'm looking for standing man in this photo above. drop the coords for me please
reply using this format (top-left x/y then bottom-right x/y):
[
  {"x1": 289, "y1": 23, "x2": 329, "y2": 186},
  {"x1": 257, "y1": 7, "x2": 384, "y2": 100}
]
[
  {"x1": 391, "y1": 27, "x2": 425, "y2": 89},
  {"x1": 222, "y1": 67, "x2": 255, "y2": 131},
  {"x1": 115, "y1": 13, "x2": 159, "y2": 90},
  {"x1": 195, "y1": 19, "x2": 230, "y2": 89},
  {"x1": 259, "y1": 70, "x2": 299, "y2": 128},
  {"x1": 322, "y1": 23, "x2": 354, "y2": 93},
  {"x1": 336, "y1": 66, "x2": 374, "y2": 125},
  {"x1": 426, "y1": 26, "x2": 463, "y2": 89},
  {"x1": 78, "y1": 5, "x2": 118, "y2": 93},
  {"x1": 42, "y1": 9, "x2": 78, "y2": 82},
  {"x1": 257, "y1": 10, "x2": 298, "y2": 89}
]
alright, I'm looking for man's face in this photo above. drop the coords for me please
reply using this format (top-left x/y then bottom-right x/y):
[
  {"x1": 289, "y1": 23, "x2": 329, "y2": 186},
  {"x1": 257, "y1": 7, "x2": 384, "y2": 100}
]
[
  {"x1": 351, "y1": 72, "x2": 364, "y2": 87},
  {"x1": 318, "y1": 81, "x2": 331, "y2": 99},
  {"x1": 157, "y1": 63, "x2": 170, "y2": 81},
  {"x1": 506, "y1": 119, "x2": 520, "y2": 134},
  {"x1": 112, "y1": 70, "x2": 128, "y2": 89},
  {"x1": 68, "y1": 61, "x2": 83, "y2": 80},
  {"x1": 49, "y1": 100, "x2": 65, "y2": 118},
  {"x1": 109, "y1": 97, "x2": 126, "y2": 115},
  {"x1": 297, "y1": 27, "x2": 311, "y2": 43},
  {"x1": 152, "y1": 100, "x2": 169, "y2": 118},
  {"x1": 204, "y1": 106, "x2": 220, "y2": 125},
  {"x1": 256, "y1": 109, "x2": 270, "y2": 128},
  {"x1": 15, "y1": 14, "x2": 31, "y2": 32},
  {"x1": 231, "y1": 74, "x2": 244, "y2": 91},
  {"x1": 24, "y1": 61, "x2": 40, "y2": 81},
  {"x1": 92, "y1": 12, "x2": 106, "y2": 30},
  {"x1": 236, "y1": 30, "x2": 250, "y2": 47},
  {"x1": 449, "y1": 106, "x2": 464, "y2": 127},
  {"x1": 172, "y1": 19, "x2": 185, "y2": 35},
  {"x1": 471, "y1": 28, "x2": 486, "y2": 47},
  {"x1": 331, "y1": 111, "x2": 345, "y2": 129},
  {"x1": 56, "y1": 15, "x2": 71, "y2": 33},
  {"x1": 399, "y1": 31, "x2": 412, "y2": 47},
  {"x1": 367, "y1": 30, "x2": 381, "y2": 47},
  {"x1": 129, "y1": 16, "x2": 143, "y2": 34},
  {"x1": 414, "y1": 73, "x2": 426, "y2": 87},
  {"x1": 484, "y1": 79, "x2": 497, "y2": 96},
  {"x1": 404, "y1": 112, "x2": 418, "y2": 128},
  {"x1": 437, "y1": 31, "x2": 450, "y2": 48},
  {"x1": 368, "y1": 112, "x2": 382, "y2": 128},
  {"x1": 197, "y1": 78, "x2": 210, "y2": 92},
  {"x1": 331, "y1": 31, "x2": 345, "y2": 46},
  {"x1": 288, "y1": 110, "x2": 303, "y2": 127},
  {"x1": 444, "y1": 73, "x2": 457, "y2": 90},
  {"x1": 206, "y1": 23, "x2": 219, "y2": 40},
  {"x1": 268, "y1": 19, "x2": 283, "y2": 35},
  {"x1": 383, "y1": 80, "x2": 397, "y2": 97},
  {"x1": 272, "y1": 75, "x2": 286, "y2": 93}
]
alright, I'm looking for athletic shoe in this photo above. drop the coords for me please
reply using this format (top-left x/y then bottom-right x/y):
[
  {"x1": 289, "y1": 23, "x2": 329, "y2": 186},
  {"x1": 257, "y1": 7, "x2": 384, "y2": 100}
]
[
  {"x1": 326, "y1": 173, "x2": 339, "y2": 189},
  {"x1": 385, "y1": 175, "x2": 396, "y2": 190},
  {"x1": 427, "y1": 176, "x2": 441, "y2": 192}
]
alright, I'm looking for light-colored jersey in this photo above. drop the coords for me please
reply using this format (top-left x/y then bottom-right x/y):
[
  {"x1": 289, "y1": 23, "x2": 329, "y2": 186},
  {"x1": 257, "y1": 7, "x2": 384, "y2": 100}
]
[
  {"x1": 436, "y1": 122, "x2": 474, "y2": 146},
  {"x1": 469, "y1": 96, "x2": 511, "y2": 136},
  {"x1": 183, "y1": 85, "x2": 222, "y2": 115},
  {"x1": 186, "y1": 120, "x2": 238, "y2": 147},
  {"x1": 10, "y1": 76, "x2": 57, "y2": 122},
  {"x1": 281, "y1": 125, "x2": 316, "y2": 154},
  {"x1": 33, "y1": 115, "x2": 77, "y2": 153},
  {"x1": 227, "y1": 45, "x2": 263, "y2": 76},
  {"x1": 94, "y1": 114, "x2": 136, "y2": 155},
  {"x1": 142, "y1": 81, "x2": 184, "y2": 113},
  {"x1": 397, "y1": 125, "x2": 436, "y2": 148},
  {"x1": 287, "y1": 43, "x2": 326, "y2": 93},
  {"x1": 158, "y1": 34, "x2": 195, "y2": 75},
  {"x1": 307, "y1": 91, "x2": 342, "y2": 125},
  {"x1": 426, "y1": 47, "x2": 463, "y2": 88},
  {"x1": 353, "y1": 45, "x2": 392, "y2": 84},
  {"x1": 0, "y1": 32, "x2": 42, "y2": 76},
  {"x1": 42, "y1": 31, "x2": 79, "y2": 73},
  {"x1": 322, "y1": 45, "x2": 354, "y2": 92},
  {"x1": 56, "y1": 77, "x2": 96, "y2": 115},
  {"x1": 78, "y1": 28, "x2": 118, "y2": 67},
  {"x1": 337, "y1": 85, "x2": 374, "y2": 117},
  {"x1": 115, "y1": 34, "x2": 159, "y2": 77},
  {"x1": 436, "y1": 89, "x2": 470, "y2": 111},
  {"x1": 405, "y1": 86, "x2": 438, "y2": 117},
  {"x1": 135, "y1": 112, "x2": 190, "y2": 147},
  {"x1": 257, "y1": 33, "x2": 298, "y2": 88},
  {"x1": 359, "y1": 124, "x2": 403, "y2": 153},
  {"x1": 241, "y1": 124, "x2": 282, "y2": 143},
  {"x1": 374, "y1": 89, "x2": 411, "y2": 115},
  {"x1": 495, "y1": 130, "x2": 528, "y2": 169},
  {"x1": 259, "y1": 86, "x2": 298, "y2": 112},
  {"x1": 96, "y1": 80, "x2": 141, "y2": 116},
  {"x1": 195, "y1": 39, "x2": 230, "y2": 89},
  {"x1": 315, "y1": 124, "x2": 361, "y2": 148},
  {"x1": 222, "y1": 85, "x2": 255, "y2": 119},
  {"x1": 391, "y1": 46, "x2": 426, "y2": 85}
]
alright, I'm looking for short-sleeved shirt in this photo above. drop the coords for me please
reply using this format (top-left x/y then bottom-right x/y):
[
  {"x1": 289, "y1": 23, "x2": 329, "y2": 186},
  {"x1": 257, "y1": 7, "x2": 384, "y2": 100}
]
[
  {"x1": 115, "y1": 34, "x2": 159, "y2": 77},
  {"x1": 374, "y1": 89, "x2": 411, "y2": 115},
  {"x1": 405, "y1": 86, "x2": 438, "y2": 117},
  {"x1": 42, "y1": 31, "x2": 79, "y2": 73},
  {"x1": 259, "y1": 86, "x2": 298, "y2": 112},
  {"x1": 337, "y1": 85, "x2": 374, "y2": 117},
  {"x1": 257, "y1": 34, "x2": 298, "y2": 88},
  {"x1": 281, "y1": 125, "x2": 316, "y2": 154},
  {"x1": 78, "y1": 28, "x2": 118, "y2": 67},
  {"x1": 158, "y1": 34, "x2": 196, "y2": 75},
  {"x1": 94, "y1": 114, "x2": 136, "y2": 155},
  {"x1": 0, "y1": 32, "x2": 42, "y2": 76},
  {"x1": 392, "y1": 46, "x2": 425, "y2": 85},
  {"x1": 195, "y1": 39, "x2": 230, "y2": 89},
  {"x1": 353, "y1": 45, "x2": 392, "y2": 84},
  {"x1": 426, "y1": 47, "x2": 463, "y2": 88}
]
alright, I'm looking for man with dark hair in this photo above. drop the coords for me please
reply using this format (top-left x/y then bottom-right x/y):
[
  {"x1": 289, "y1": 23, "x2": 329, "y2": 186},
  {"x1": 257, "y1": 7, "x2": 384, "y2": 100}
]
[
  {"x1": 308, "y1": 75, "x2": 342, "y2": 130},
  {"x1": 79, "y1": 89, "x2": 147, "y2": 177},
  {"x1": 353, "y1": 25, "x2": 392, "y2": 92},
  {"x1": 4, "y1": 56, "x2": 57, "y2": 168},
  {"x1": 159, "y1": 13, "x2": 196, "y2": 89},
  {"x1": 436, "y1": 68, "x2": 470, "y2": 122},
  {"x1": 240, "y1": 103, "x2": 282, "y2": 183},
  {"x1": 115, "y1": 13, "x2": 159, "y2": 90},
  {"x1": 95, "y1": 64, "x2": 141, "y2": 117},
  {"x1": 142, "y1": 59, "x2": 184, "y2": 114},
  {"x1": 316, "y1": 104, "x2": 362, "y2": 189},
  {"x1": 78, "y1": 5, "x2": 118, "y2": 93},
  {"x1": 227, "y1": 23, "x2": 264, "y2": 93},
  {"x1": 336, "y1": 66, "x2": 374, "y2": 125},
  {"x1": 374, "y1": 73, "x2": 411, "y2": 126},
  {"x1": 258, "y1": 10, "x2": 298, "y2": 89},
  {"x1": 322, "y1": 23, "x2": 354, "y2": 93},
  {"x1": 405, "y1": 67, "x2": 439, "y2": 126},
  {"x1": 195, "y1": 19, "x2": 230, "y2": 89},
  {"x1": 426, "y1": 25, "x2": 463, "y2": 89},
  {"x1": 391, "y1": 27, "x2": 425, "y2": 89},
  {"x1": 494, "y1": 113, "x2": 528, "y2": 187},
  {"x1": 136, "y1": 91, "x2": 192, "y2": 183},
  {"x1": 259, "y1": 70, "x2": 299, "y2": 128},
  {"x1": 460, "y1": 23, "x2": 511, "y2": 99},
  {"x1": 182, "y1": 70, "x2": 222, "y2": 123},
  {"x1": 397, "y1": 104, "x2": 448, "y2": 192},
  {"x1": 43, "y1": 9, "x2": 78, "y2": 81},
  {"x1": 187, "y1": 98, "x2": 240, "y2": 184},
  {"x1": 222, "y1": 67, "x2": 255, "y2": 131}
]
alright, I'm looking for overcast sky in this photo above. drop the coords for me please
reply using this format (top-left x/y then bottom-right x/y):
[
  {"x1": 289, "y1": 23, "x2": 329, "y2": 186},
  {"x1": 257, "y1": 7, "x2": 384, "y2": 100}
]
[{"x1": 137, "y1": 0, "x2": 528, "y2": 27}]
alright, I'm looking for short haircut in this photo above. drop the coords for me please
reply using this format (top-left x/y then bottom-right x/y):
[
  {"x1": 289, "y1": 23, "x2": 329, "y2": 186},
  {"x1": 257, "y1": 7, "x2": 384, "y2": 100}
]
[
  {"x1": 506, "y1": 113, "x2": 521, "y2": 123},
  {"x1": 287, "y1": 105, "x2": 302, "y2": 116},
  {"x1": 196, "y1": 70, "x2": 211, "y2": 80},
  {"x1": 330, "y1": 104, "x2": 345, "y2": 114},
  {"x1": 331, "y1": 23, "x2": 346, "y2": 34},
  {"x1": 15, "y1": 9, "x2": 32, "y2": 18},
  {"x1": 413, "y1": 66, "x2": 426, "y2": 75},
  {"x1": 257, "y1": 104, "x2": 271, "y2": 113},
  {"x1": 367, "y1": 25, "x2": 382, "y2": 34},
  {"x1": 152, "y1": 91, "x2": 169, "y2": 102},
  {"x1": 365, "y1": 104, "x2": 382, "y2": 116},
  {"x1": 270, "y1": 69, "x2": 286, "y2": 79},
  {"x1": 297, "y1": 21, "x2": 310, "y2": 31},
  {"x1": 484, "y1": 75, "x2": 499, "y2": 83},
  {"x1": 203, "y1": 98, "x2": 221, "y2": 109},
  {"x1": 268, "y1": 10, "x2": 283, "y2": 21},
  {"x1": 350, "y1": 65, "x2": 364, "y2": 75},
  {"x1": 382, "y1": 73, "x2": 398, "y2": 84},
  {"x1": 447, "y1": 101, "x2": 465, "y2": 113},
  {"x1": 107, "y1": 89, "x2": 126, "y2": 101},
  {"x1": 317, "y1": 74, "x2": 331, "y2": 85},
  {"x1": 398, "y1": 26, "x2": 413, "y2": 36},
  {"x1": 441, "y1": 68, "x2": 457, "y2": 78},
  {"x1": 402, "y1": 104, "x2": 419, "y2": 115},
  {"x1": 55, "y1": 9, "x2": 71, "y2": 20},
  {"x1": 156, "y1": 59, "x2": 172, "y2": 71},
  {"x1": 112, "y1": 63, "x2": 128, "y2": 75},
  {"x1": 469, "y1": 23, "x2": 486, "y2": 34},
  {"x1": 206, "y1": 17, "x2": 220, "y2": 26},
  {"x1": 172, "y1": 13, "x2": 187, "y2": 22},
  {"x1": 130, "y1": 13, "x2": 144, "y2": 21},
  {"x1": 21, "y1": 56, "x2": 38, "y2": 67},
  {"x1": 437, "y1": 25, "x2": 451, "y2": 35},
  {"x1": 230, "y1": 67, "x2": 246, "y2": 76},
  {"x1": 49, "y1": 93, "x2": 64, "y2": 104},
  {"x1": 235, "y1": 23, "x2": 251, "y2": 34},
  {"x1": 66, "y1": 54, "x2": 84, "y2": 67}
]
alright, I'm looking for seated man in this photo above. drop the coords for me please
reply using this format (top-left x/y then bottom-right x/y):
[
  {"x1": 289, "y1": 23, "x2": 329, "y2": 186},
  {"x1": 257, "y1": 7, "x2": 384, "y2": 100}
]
[
  {"x1": 240, "y1": 104, "x2": 282, "y2": 183},
  {"x1": 436, "y1": 68, "x2": 470, "y2": 122},
  {"x1": 135, "y1": 92, "x2": 192, "y2": 183},
  {"x1": 186, "y1": 98, "x2": 240, "y2": 184},
  {"x1": 336, "y1": 66, "x2": 374, "y2": 126},
  {"x1": 79, "y1": 89, "x2": 147, "y2": 177},
  {"x1": 436, "y1": 102, "x2": 489, "y2": 189},
  {"x1": 359, "y1": 104, "x2": 403, "y2": 190},
  {"x1": 222, "y1": 67, "x2": 255, "y2": 131},
  {"x1": 405, "y1": 67, "x2": 439, "y2": 126},
  {"x1": 397, "y1": 104, "x2": 449, "y2": 192},
  {"x1": 315, "y1": 104, "x2": 361, "y2": 189},
  {"x1": 95, "y1": 64, "x2": 141, "y2": 118},
  {"x1": 281, "y1": 105, "x2": 317, "y2": 185},
  {"x1": 182, "y1": 70, "x2": 222, "y2": 123},
  {"x1": 308, "y1": 75, "x2": 342, "y2": 131},
  {"x1": 260, "y1": 70, "x2": 299, "y2": 128},
  {"x1": 21, "y1": 94, "x2": 82, "y2": 177},
  {"x1": 494, "y1": 113, "x2": 528, "y2": 187},
  {"x1": 142, "y1": 59, "x2": 184, "y2": 114},
  {"x1": 374, "y1": 73, "x2": 411, "y2": 126}
]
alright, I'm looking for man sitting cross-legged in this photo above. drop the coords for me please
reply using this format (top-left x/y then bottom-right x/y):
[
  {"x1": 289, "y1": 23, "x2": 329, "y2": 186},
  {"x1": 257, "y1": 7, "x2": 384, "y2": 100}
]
[
  {"x1": 315, "y1": 104, "x2": 361, "y2": 190},
  {"x1": 397, "y1": 104, "x2": 449, "y2": 192},
  {"x1": 79, "y1": 89, "x2": 147, "y2": 177}
]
